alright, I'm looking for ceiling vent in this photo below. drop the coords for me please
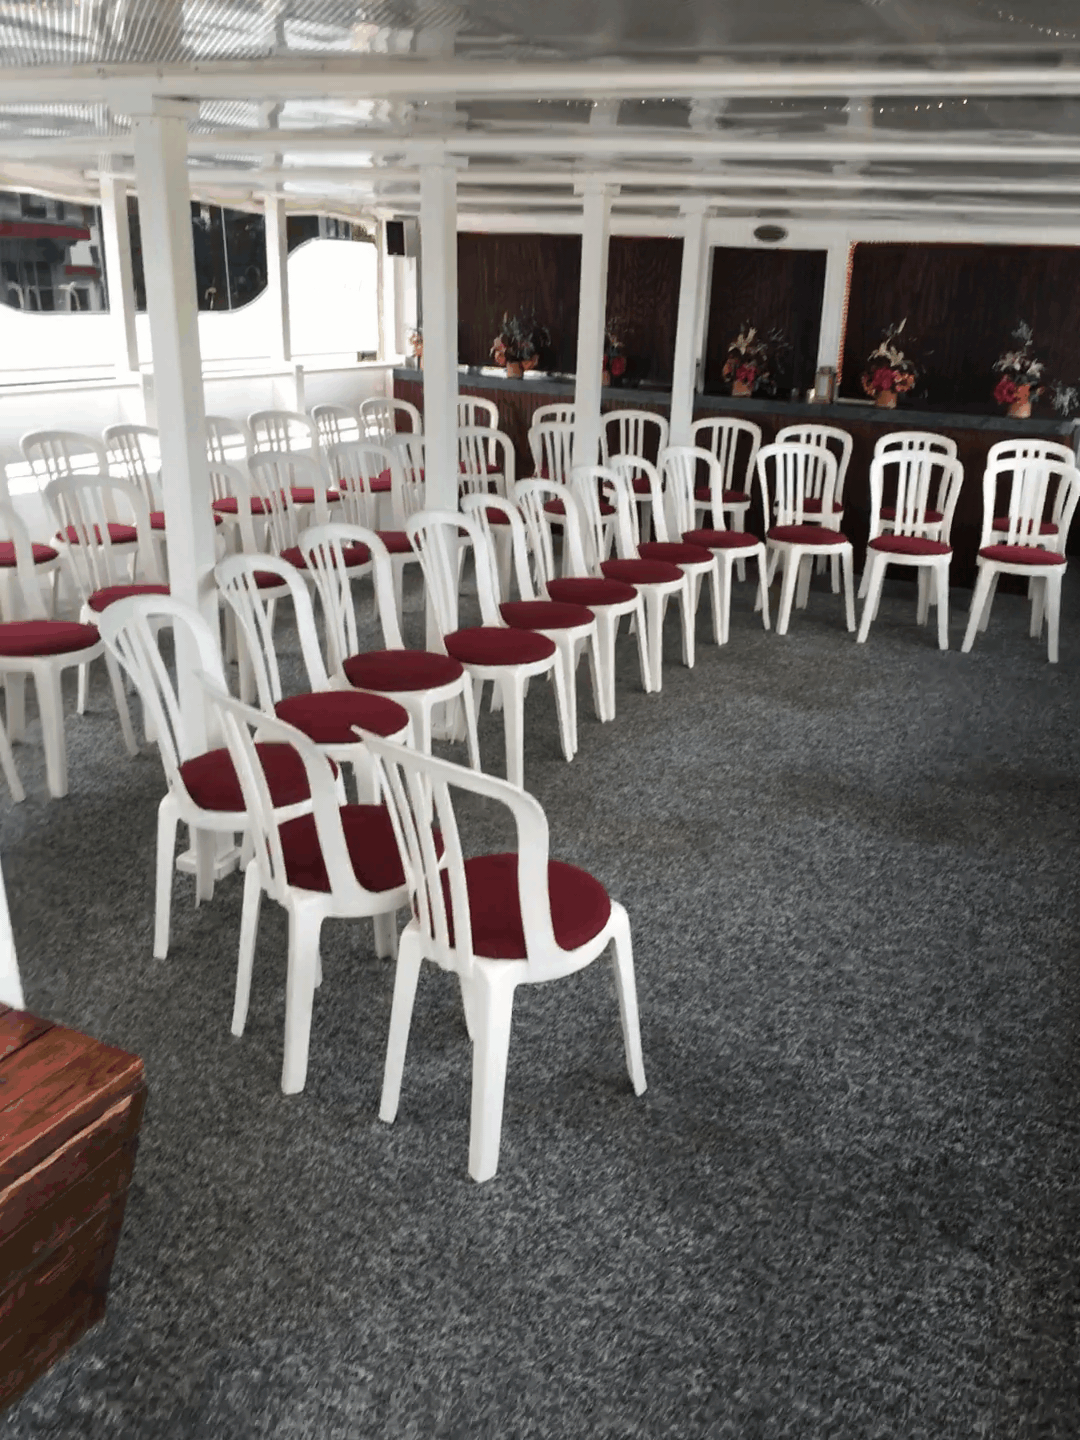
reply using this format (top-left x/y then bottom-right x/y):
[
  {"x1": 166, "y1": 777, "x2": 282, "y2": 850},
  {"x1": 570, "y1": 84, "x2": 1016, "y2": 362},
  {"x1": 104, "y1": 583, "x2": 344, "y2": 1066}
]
[{"x1": 754, "y1": 224, "x2": 788, "y2": 244}]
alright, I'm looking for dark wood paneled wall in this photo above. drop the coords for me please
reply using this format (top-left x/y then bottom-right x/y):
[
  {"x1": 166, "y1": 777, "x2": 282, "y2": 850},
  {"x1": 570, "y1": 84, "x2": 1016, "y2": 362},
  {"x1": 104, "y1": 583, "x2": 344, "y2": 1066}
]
[
  {"x1": 842, "y1": 242, "x2": 1080, "y2": 411},
  {"x1": 605, "y1": 236, "x2": 683, "y2": 386},
  {"x1": 703, "y1": 247, "x2": 827, "y2": 397},
  {"x1": 456, "y1": 233, "x2": 582, "y2": 373}
]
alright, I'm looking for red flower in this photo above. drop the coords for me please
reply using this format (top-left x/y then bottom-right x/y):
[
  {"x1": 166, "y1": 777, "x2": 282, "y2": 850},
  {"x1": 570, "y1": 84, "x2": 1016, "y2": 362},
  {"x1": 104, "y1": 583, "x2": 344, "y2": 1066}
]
[
  {"x1": 870, "y1": 366, "x2": 896, "y2": 393},
  {"x1": 994, "y1": 376, "x2": 1018, "y2": 405},
  {"x1": 735, "y1": 363, "x2": 757, "y2": 385},
  {"x1": 610, "y1": 355, "x2": 626, "y2": 376}
]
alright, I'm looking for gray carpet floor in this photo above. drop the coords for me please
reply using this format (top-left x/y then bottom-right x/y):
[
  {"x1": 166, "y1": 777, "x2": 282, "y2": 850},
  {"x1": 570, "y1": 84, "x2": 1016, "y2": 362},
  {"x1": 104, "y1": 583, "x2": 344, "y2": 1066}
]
[{"x1": 2, "y1": 568, "x2": 1079, "y2": 1439}]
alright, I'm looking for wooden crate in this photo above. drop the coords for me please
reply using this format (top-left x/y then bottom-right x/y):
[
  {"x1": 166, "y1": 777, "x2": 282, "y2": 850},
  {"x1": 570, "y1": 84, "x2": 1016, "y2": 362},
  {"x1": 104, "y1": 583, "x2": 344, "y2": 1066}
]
[{"x1": 0, "y1": 1005, "x2": 146, "y2": 1413}]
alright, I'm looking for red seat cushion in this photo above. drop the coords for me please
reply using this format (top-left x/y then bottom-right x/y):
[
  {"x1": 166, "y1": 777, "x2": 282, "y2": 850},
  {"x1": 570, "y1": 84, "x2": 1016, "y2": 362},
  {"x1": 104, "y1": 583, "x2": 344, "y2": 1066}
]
[
  {"x1": 212, "y1": 495, "x2": 270, "y2": 516},
  {"x1": 280, "y1": 542, "x2": 370, "y2": 571},
  {"x1": 57, "y1": 522, "x2": 138, "y2": 545},
  {"x1": 546, "y1": 576, "x2": 638, "y2": 606},
  {"x1": 254, "y1": 570, "x2": 289, "y2": 590},
  {"x1": 151, "y1": 510, "x2": 223, "y2": 530},
  {"x1": 991, "y1": 516, "x2": 1058, "y2": 536},
  {"x1": 484, "y1": 508, "x2": 512, "y2": 525},
  {"x1": 695, "y1": 488, "x2": 749, "y2": 505},
  {"x1": 631, "y1": 476, "x2": 653, "y2": 495},
  {"x1": 444, "y1": 626, "x2": 556, "y2": 666},
  {"x1": 601, "y1": 557, "x2": 683, "y2": 585},
  {"x1": 639, "y1": 540, "x2": 714, "y2": 565},
  {"x1": 683, "y1": 528, "x2": 758, "y2": 550},
  {"x1": 337, "y1": 470, "x2": 393, "y2": 495},
  {"x1": 179, "y1": 743, "x2": 312, "y2": 812},
  {"x1": 767, "y1": 525, "x2": 848, "y2": 546},
  {"x1": 0, "y1": 541, "x2": 58, "y2": 566},
  {"x1": 869, "y1": 535, "x2": 951, "y2": 557},
  {"x1": 881, "y1": 506, "x2": 944, "y2": 525},
  {"x1": 460, "y1": 461, "x2": 504, "y2": 476},
  {"x1": 801, "y1": 496, "x2": 844, "y2": 515},
  {"x1": 544, "y1": 497, "x2": 615, "y2": 518},
  {"x1": 376, "y1": 530, "x2": 414, "y2": 554},
  {"x1": 274, "y1": 689, "x2": 409, "y2": 744},
  {"x1": 87, "y1": 582, "x2": 170, "y2": 613},
  {"x1": 500, "y1": 600, "x2": 595, "y2": 631},
  {"x1": 279, "y1": 804, "x2": 409, "y2": 894},
  {"x1": 289, "y1": 486, "x2": 341, "y2": 505},
  {"x1": 0, "y1": 620, "x2": 99, "y2": 658},
  {"x1": 979, "y1": 544, "x2": 1066, "y2": 567},
  {"x1": 372, "y1": 468, "x2": 393, "y2": 493},
  {"x1": 443, "y1": 853, "x2": 611, "y2": 960},
  {"x1": 344, "y1": 648, "x2": 464, "y2": 692}
]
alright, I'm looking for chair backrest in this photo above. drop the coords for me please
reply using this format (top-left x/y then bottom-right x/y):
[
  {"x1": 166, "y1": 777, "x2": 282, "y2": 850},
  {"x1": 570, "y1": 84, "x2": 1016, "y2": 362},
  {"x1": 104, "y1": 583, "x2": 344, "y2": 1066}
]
[
  {"x1": 512, "y1": 478, "x2": 588, "y2": 588},
  {"x1": 980, "y1": 457, "x2": 1080, "y2": 552},
  {"x1": 592, "y1": 466, "x2": 642, "y2": 561},
  {"x1": 21, "y1": 429, "x2": 108, "y2": 483},
  {"x1": 569, "y1": 465, "x2": 620, "y2": 573},
  {"x1": 608, "y1": 455, "x2": 670, "y2": 544},
  {"x1": 0, "y1": 502, "x2": 49, "y2": 621},
  {"x1": 197, "y1": 673, "x2": 382, "y2": 909},
  {"x1": 690, "y1": 417, "x2": 762, "y2": 496},
  {"x1": 986, "y1": 438, "x2": 1075, "y2": 470},
  {"x1": 205, "y1": 415, "x2": 250, "y2": 466},
  {"x1": 44, "y1": 473, "x2": 159, "y2": 597},
  {"x1": 362, "y1": 730, "x2": 563, "y2": 978},
  {"x1": 456, "y1": 396, "x2": 499, "y2": 429},
  {"x1": 97, "y1": 594, "x2": 228, "y2": 793},
  {"x1": 531, "y1": 403, "x2": 574, "y2": 430},
  {"x1": 325, "y1": 439, "x2": 396, "y2": 528},
  {"x1": 660, "y1": 446, "x2": 723, "y2": 538},
  {"x1": 300, "y1": 522, "x2": 405, "y2": 670},
  {"x1": 756, "y1": 441, "x2": 839, "y2": 530},
  {"x1": 600, "y1": 409, "x2": 669, "y2": 474},
  {"x1": 207, "y1": 462, "x2": 263, "y2": 553},
  {"x1": 873, "y1": 429, "x2": 958, "y2": 461},
  {"x1": 405, "y1": 508, "x2": 502, "y2": 638},
  {"x1": 458, "y1": 427, "x2": 515, "y2": 495},
  {"x1": 775, "y1": 424, "x2": 853, "y2": 502},
  {"x1": 215, "y1": 552, "x2": 332, "y2": 708},
  {"x1": 248, "y1": 451, "x2": 331, "y2": 551},
  {"x1": 310, "y1": 404, "x2": 360, "y2": 450},
  {"x1": 103, "y1": 424, "x2": 161, "y2": 511},
  {"x1": 248, "y1": 409, "x2": 318, "y2": 458},
  {"x1": 460, "y1": 493, "x2": 534, "y2": 601},
  {"x1": 529, "y1": 421, "x2": 576, "y2": 486},
  {"x1": 390, "y1": 435, "x2": 426, "y2": 524},
  {"x1": 868, "y1": 452, "x2": 965, "y2": 542},
  {"x1": 360, "y1": 396, "x2": 421, "y2": 442}
]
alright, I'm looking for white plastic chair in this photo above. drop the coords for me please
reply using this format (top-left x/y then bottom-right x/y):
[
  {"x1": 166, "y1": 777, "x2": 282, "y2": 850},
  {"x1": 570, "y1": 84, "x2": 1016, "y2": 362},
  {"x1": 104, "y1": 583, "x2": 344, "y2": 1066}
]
[
  {"x1": 776, "y1": 423, "x2": 854, "y2": 591},
  {"x1": 98, "y1": 593, "x2": 317, "y2": 957},
  {"x1": 360, "y1": 396, "x2": 422, "y2": 443},
  {"x1": 301, "y1": 521, "x2": 480, "y2": 765},
  {"x1": 962, "y1": 458, "x2": 1080, "y2": 663},
  {"x1": 310, "y1": 403, "x2": 361, "y2": 451},
  {"x1": 514, "y1": 477, "x2": 648, "y2": 721},
  {"x1": 248, "y1": 409, "x2": 320, "y2": 460},
  {"x1": 529, "y1": 420, "x2": 576, "y2": 486},
  {"x1": 246, "y1": 450, "x2": 340, "y2": 562},
  {"x1": 324, "y1": 439, "x2": 421, "y2": 624},
  {"x1": 857, "y1": 451, "x2": 964, "y2": 650},
  {"x1": 457, "y1": 396, "x2": 499, "y2": 430},
  {"x1": 984, "y1": 440, "x2": 1077, "y2": 547},
  {"x1": 406, "y1": 508, "x2": 570, "y2": 787},
  {"x1": 459, "y1": 425, "x2": 514, "y2": 499},
  {"x1": 197, "y1": 674, "x2": 411, "y2": 1095},
  {"x1": 0, "y1": 474, "x2": 62, "y2": 614},
  {"x1": 873, "y1": 430, "x2": 958, "y2": 463},
  {"x1": 756, "y1": 441, "x2": 856, "y2": 636},
  {"x1": 205, "y1": 415, "x2": 251, "y2": 468},
  {"x1": 366, "y1": 730, "x2": 646, "y2": 1183},
  {"x1": 23, "y1": 428, "x2": 140, "y2": 588},
  {"x1": 662, "y1": 445, "x2": 771, "y2": 644},
  {"x1": 104, "y1": 422, "x2": 168, "y2": 574},
  {"x1": 0, "y1": 502, "x2": 103, "y2": 799},
  {"x1": 601, "y1": 409, "x2": 669, "y2": 539},
  {"x1": 531, "y1": 403, "x2": 574, "y2": 430},
  {"x1": 690, "y1": 416, "x2": 762, "y2": 534},
  {"x1": 461, "y1": 492, "x2": 598, "y2": 754},
  {"x1": 860, "y1": 431, "x2": 961, "y2": 599}
]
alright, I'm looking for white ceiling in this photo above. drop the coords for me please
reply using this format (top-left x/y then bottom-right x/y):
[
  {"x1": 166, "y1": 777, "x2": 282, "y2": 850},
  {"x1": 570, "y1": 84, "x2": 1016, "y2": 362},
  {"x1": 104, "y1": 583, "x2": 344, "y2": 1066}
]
[{"x1": 1, "y1": 1, "x2": 1080, "y2": 228}]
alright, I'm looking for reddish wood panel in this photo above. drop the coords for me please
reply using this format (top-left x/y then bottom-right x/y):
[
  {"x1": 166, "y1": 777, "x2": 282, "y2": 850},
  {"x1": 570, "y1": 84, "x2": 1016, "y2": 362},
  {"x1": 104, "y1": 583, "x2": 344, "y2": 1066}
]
[
  {"x1": 0, "y1": 1010, "x2": 54, "y2": 1064},
  {"x1": 457, "y1": 232, "x2": 582, "y2": 373},
  {"x1": 703, "y1": 247, "x2": 827, "y2": 398},
  {"x1": 606, "y1": 236, "x2": 683, "y2": 386}
]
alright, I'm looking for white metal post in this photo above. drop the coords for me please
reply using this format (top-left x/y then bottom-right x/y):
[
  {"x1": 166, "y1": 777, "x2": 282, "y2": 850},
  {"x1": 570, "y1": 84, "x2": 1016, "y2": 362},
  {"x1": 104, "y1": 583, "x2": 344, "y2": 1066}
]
[
  {"x1": 573, "y1": 182, "x2": 612, "y2": 467},
  {"x1": 131, "y1": 100, "x2": 217, "y2": 746},
  {"x1": 816, "y1": 237, "x2": 852, "y2": 375},
  {"x1": 669, "y1": 201, "x2": 710, "y2": 447},
  {"x1": 98, "y1": 174, "x2": 141, "y2": 379},
  {"x1": 419, "y1": 158, "x2": 459, "y2": 509}
]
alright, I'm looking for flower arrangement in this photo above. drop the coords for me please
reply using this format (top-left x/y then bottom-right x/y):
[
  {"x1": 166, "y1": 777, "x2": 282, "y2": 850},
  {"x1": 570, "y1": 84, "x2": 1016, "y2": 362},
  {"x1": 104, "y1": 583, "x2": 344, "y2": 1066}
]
[
  {"x1": 604, "y1": 317, "x2": 628, "y2": 383},
  {"x1": 860, "y1": 320, "x2": 918, "y2": 406},
  {"x1": 491, "y1": 311, "x2": 550, "y2": 373},
  {"x1": 721, "y1": 323, "x2": 787, "y2": 397},
  {"x1": 408, "y1": 328, "x2": 422, "y2": 361},
  {"x1": 993, "y1": 322, "x2": 1045, "y2": 416}
]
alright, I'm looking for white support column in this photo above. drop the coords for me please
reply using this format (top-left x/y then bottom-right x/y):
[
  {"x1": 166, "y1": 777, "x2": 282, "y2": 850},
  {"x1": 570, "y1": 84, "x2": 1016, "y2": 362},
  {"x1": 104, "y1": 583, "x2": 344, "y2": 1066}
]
[
  {"x1": 816, "y1": 236, "x2": 852, "y2": 376},
  {"x1": 264, "y1": 192, "x2": 302, "y2": 409},
  {"x1": 131, "y1": 100, "x2": 217, "y2": 744},
  {"x1": 669, "y1": 201, "x2": 710, "y2": 447},
  {"x1": 418, "y1": 158, "x2": 459, "y2": 509},
  {"x1": 98, "y1": 174, "x2": 140, "y2": 379},
  {"x1": 573, "y1": 182, "x2": 613, "y2": 467}
]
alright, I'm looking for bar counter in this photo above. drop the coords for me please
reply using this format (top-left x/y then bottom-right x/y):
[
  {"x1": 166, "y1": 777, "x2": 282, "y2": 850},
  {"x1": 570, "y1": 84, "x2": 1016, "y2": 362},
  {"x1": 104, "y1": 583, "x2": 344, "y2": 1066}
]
[{"x1": 394, "y1": 367, "x2": 1080, "y2": 587}]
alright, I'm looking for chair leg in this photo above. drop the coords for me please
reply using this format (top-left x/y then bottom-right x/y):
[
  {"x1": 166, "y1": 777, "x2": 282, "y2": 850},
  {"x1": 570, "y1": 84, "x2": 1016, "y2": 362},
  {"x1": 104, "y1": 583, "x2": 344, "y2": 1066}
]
[
  {"x1": 856, "y1": 554, "x2": 886, "y2": 643},
  {"x1": 841, "y1": 547, "x2": 856, "y2": 633},
  {"x1": 35, "y1": 670, "x2": 70, "y2": 799},
  {"x1": 153, "y1": 796, "x2": 181, "y2": 959},
  {"x1": 1045, "y1": 572, "x2": 1063, "y2": 663},
  {"x1": 795, "y1": 554, "x2": 813, "y2": 610},
  {"x1": 551, "y1": 639, "x2": 578, "y2": 761},
  {"x1": 4, "y1": 673, "x2": 26, "y2": 742},
  {"x1": 609, "y1": 905, "x2": 647, "y2": 1096},
  {"x1": 830, "y1": 551, "x2": 841, "y2": 594},
  {"x1": 281, "y1": 907, "x2": 321, "y2": 1095},
  {"x1": 962, "y1": 565, "x2": 995, "y2": 653},
  {"x1": 935, "y1": 565, "x2": 950, "y2": 651},
  {"x1": 499, "y1": 672, "x2": 526, "y2": 787},
  {"x1": 76, "y1": 661, "x2": 89, "y2": 716},
  {"x1": 373, "y1": 909, "x2": 396, "y2": 960},
  {"x1": 916, "y1": 569, "x2": 931, "y2": 626},
  {"x1": 458, "y1": 682, "x2": 481, "y2": 769},
  {"x1": 0, "y1": 715, "x2": 23, "y2": 804},
  {"x1": 379, "y1": 928, "x2": 424, "y2": 1122},
  {"x1": 776, "y1": 549, "x2": 800, "y2": 636},
  {"x1": 755, "y1": 550, "x2": 771, "y2": 631},
  {"x1": 232, "y1": 859, "x2": 263, "y2": 1035},
  {"x1": 643, "y1": 589, "x2": 665, "y2": 690},
  {"x1": 715, "y1": 559, "x2": 732, "y2": 646},
  {"x1": 194, "y1": 828, "x2": 217, "y2": 905},
  {"x1": 679, "y1": 579, "x2": 696, "y2": 669},
  {"x1": 978, "y1": 572, "x2": 999, "y2": 632},
  {"x1": 630, "y1": 598, "x2": 651, "y2": 695},
  {"x1": 1030, "y1": 575, "x2": 1046, "y2": 638},
  {"x1": 467, "y1": 968, "x2": 517, "y2": 1183},
  {"x1": 104, "y1": 650, "x2": 139, "y2": 758}
]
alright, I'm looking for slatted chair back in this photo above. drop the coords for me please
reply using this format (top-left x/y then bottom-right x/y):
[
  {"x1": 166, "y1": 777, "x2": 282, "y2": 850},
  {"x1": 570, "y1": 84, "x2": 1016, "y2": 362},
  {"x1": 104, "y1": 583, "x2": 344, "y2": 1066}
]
[
  {"x1": 310, "y1": 403, "x2": 360, "y2": 451},
  {"x1": 392, "y1": 436, "x2": 426, "y2": 524},
  {"x1": 512, "y1": 479, "x2": 577, "y2": 589},
  {"x1": 529, "y1": 421, "x2": 575, "y2": 486},
  {"x1": 458, "y1": 426, "x2": 514, "y2": 497},
  {"x1": 208, "y1": 463, "x2": 263, "y2": 553},
  {"x1": 986, "y1": 438, "x2": 1075, "y2": 470},
  {"x1": 44, "y1": 473, "x2": 159, "y2": 597},
  {"x1": 248, "y1": 409, "x2": 319, "y2": 459},
  {"x1": 775, "y1": 423, "x2": 853, "y2": 503},
  {"x1": 869, "y1": 452, "x2": 964, "y2": 542},
  {"x1": 103, "y1": 424, "x2": 161, "y2": 511},
  {"x1": 873, "y1": 430, "x2": 958, "y2": 461},
  {"x1": 0, "y1": 503, "x2": 50, "y2": 621},
  {"x1": 301, "y1": 522, "x2": 405, "y2": 670},
  {"x1": 405, "y1": 508, "x2": 502, "y2": 637},
  {"x1": 660, "y1": 446, "x2": 723, "y2": 537},
  {"x1": 215, "y1": 552, "x2": 332, "y2": 711},
  {"x1": 323, "y1": 439, "x2": 392, "y2": 527},
  {"x1": 360, "y1": 396, "x2": 421, "y2": 442},
  {"x1": 248, "y1": 451, "x2": 329, "y2": 552},
  {"x1": 531, "y1": 403, "x2": 574, "y2": 430},
  {"x1": 600, "y1": 409, "x2": 669, "y2": 478},
  {"x1": 608, "y1": 456, "x2": 670, "y2": 545},
  {"x1": 981, "y1": 458, "x2": 1080, "y2": 552},
  {"x1": 459, "y1": 493, "x2": 533, "y2": 601},
  {"x1": 21, "y1": 430, "x2": 108, "y2": 483},
  {"x1": 756, "y1": 441, "x2": 840, "y2": 531},
  {"x1": 205, "y1": 415, "x2": 250, "y2": 467},
  {"x1": 456, "y1": 396, "x2": 499, "y2": 429},
  {"x1": 569, "y1": 465, "x2": 619, "y2": 572},
  {"x1": 690, "y1": 417, "x2": 762, "y2": 497}
]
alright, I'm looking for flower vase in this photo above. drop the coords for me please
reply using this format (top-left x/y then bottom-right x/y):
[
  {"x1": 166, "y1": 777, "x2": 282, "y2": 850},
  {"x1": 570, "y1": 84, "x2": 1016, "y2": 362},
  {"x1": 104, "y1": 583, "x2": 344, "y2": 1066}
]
[
  {"x1": 875, "y1": 390, "x2": 898, "y2": 409},
  {"x1": 732, "y1": 380, "x2": 753, "y2": 397},
  {"x1": 506, "y1": 361, "x2": 523, "y2": 378},
  {"x1": 1007, "y1": 398, "x2": 1032, "y2": 419}
]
